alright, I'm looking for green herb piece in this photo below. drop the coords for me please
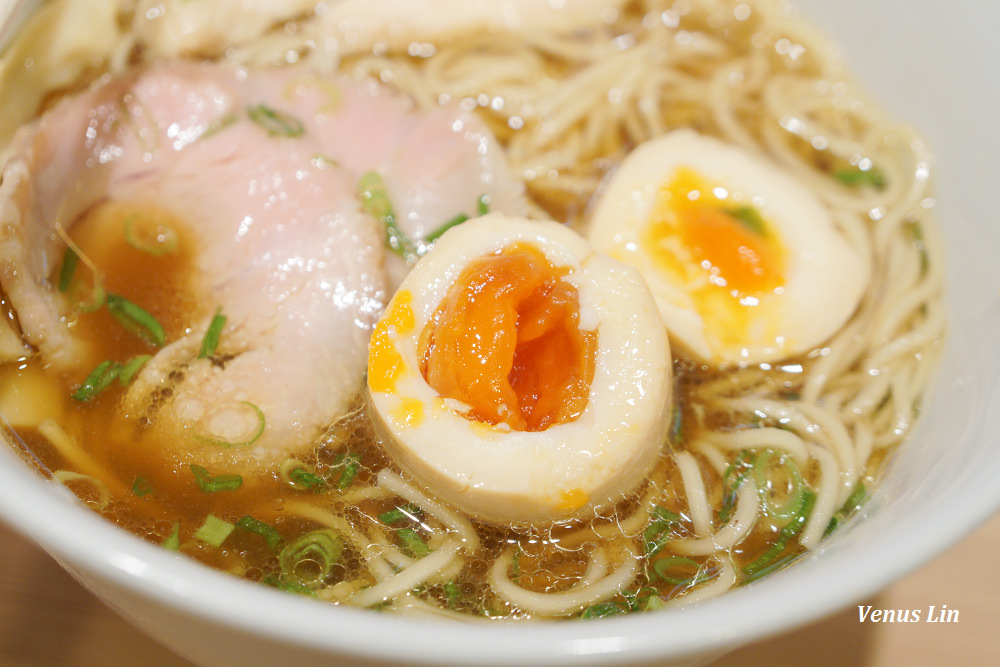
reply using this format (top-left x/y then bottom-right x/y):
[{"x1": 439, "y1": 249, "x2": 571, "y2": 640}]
[
  {"x1": 396, "y1": 528, "x2": 430, "y2": 558},
  {"x1": 247, "y1": 104, "x2": 305, "y2": 138},
  {"x1": 291, "y1": 467, "x2": 325, "y2": 490},
  {"x1": 643, "y1": 506, "x2": 681, "y2": 557},
  {"x1": 442, "y1": 580, "x2": 462, "y2": 608},
  {"x1": 278, "y1": 529, "x2": 344, "y2": 589},
  {"x1": 331, "y1": 452, "x2": 360, "y2": 490},
  {"x1": 908, "y1": 222, "x2": 930, "y2": 276},
  {"x1": 834, "y1": 165, "x2": 887, "y2": 190},
  {"x1": 132, "y1": 475, "x2": 154, "y2": 497},
  {"x1": 106, "y1": 293, "x2": 166, "y2": 346},
  {"x1": 743, "y1": 489, "x2": 816, "y2": 578},
  {"x1": 477, "y1": 194, "x2": 490, "y2": 216},
  {"x1": 72, "y1": 360, "x2": 122, "y2": 401},
  {"x1": 198, "y1": 307, "x2": 227, "y2": 358},
  {"x1": 379, "y1": 504, "x2": 421, "y2": 525},
  {"x1": 510, "y1": 545, "x2": 522, "y2": 584},
  {"x1": 235, "y1": 515, "x2": 282, "y2": 550},
  {"x1": 123, "y1": 214, "x2": 179, "y2": 256},
  {"x1": 724, "y1": 205, "x2": 768, "y2": 236},
  {"x1": 424, "y1": 213, "x2": 469, "y2": 245},
  {"x1": 194, "y1": 514, "x2": 235, "y2": 547},
  {"x1": 358, "y1": 171, "x2": 418, "y2": 263},
  {"x1": 58, "y1": 248, "x2": 79, "y2": 292},
  {"x1": 162, "y1": 523, "x2": 180, "y2": 551},
  {"x1": 200, "y1": 112, "x2": 238, "y2": 141},
  {"x1": 190, "y1": 464, "x2": 243, "y2": 493},
  {"x1": 825, "y1": 482, "x2": 868, "y2": 536},
  {"x1": 118, "y1": 354, "x2": 151, "y2": 386},
  {"x1": 195, "y1": 401, "x2": 266, "y2": 448},
  {"x1": 753, "y1": 449, "x2": 805, "y2": 524},
  {"x1": 262, "y1": 574, "x2": 317, "y2": 597},
  {"x1": 580, "y1": 602, "x2": 626, "y2": 619},
  {"x1": 651, "y1": 555, "x2": 704, "y2": 586},
  {"x1": 719, "y1": 449, "x2": 755, "y2": 522}
]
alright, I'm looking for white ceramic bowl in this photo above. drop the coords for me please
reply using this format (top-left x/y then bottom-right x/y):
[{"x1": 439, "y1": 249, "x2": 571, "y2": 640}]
[{"x1": 1, "y1": 1, "x2": 999, "y2": 666}]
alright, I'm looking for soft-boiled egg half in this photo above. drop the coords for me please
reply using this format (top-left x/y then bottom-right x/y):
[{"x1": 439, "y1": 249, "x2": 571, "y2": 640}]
[
  {"x1": 588, "y1": 130, "x2": 868, "y2": 365},
  {"x1": 367, "y1": 214, "x2": 671, "y2": 525}
]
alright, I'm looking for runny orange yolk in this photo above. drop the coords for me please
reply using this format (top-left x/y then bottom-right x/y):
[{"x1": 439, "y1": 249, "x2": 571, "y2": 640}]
[
  {"x1": 643, "y1": 167, "x2": 785, "y2": 296},
  {"x1": 419, "y1": 243, "x2": 596, "y2": 432}
]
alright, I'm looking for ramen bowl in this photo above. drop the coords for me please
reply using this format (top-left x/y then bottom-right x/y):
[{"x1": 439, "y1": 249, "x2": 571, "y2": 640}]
[{"x1": 0, "y1": 1, "x2": 998, "y2": 666}]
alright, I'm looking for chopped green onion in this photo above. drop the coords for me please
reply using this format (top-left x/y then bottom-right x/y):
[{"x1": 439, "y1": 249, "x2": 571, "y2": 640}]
[
  {"x1": 753, "y1": 449, "x2": 805, "y2": 524},
  {"x1": 743, "y1": 488, "x2": 816, "y2": 578},
  {"x1": 123, "y1": 214, "x2": 179, "y2": 256},
  {"x1": 247, "y1": 104, "x2": 305, "y2": 138},
  {"x1": 279, "y1": 459, "x2": 326, "y2": 491},
  {"x1": 200, "y1": 112, "x2": 238, "y2": 141},
  {"x1": 379, "y1": 504, "x2": 421, "y2": 524},
  {"x1": 331, "y1": 452, "x2": 360, "y2": 490},
  {"x1": 106, "y1": 293, "x2": 166, "y2": 346},
  {"x1": 669, "y1": 406, "x2": 684, "y2": 443},
  {"x1": 724, "y1": 205, "x2": 768, "y2": 236},
  {"x1": 396, "y1": 528, "x2": 431, "y2": 558},
  {"x1": 263, "y1": 574, "x2": 317, "y2": 597},
  {"x1": 58, "y1": 248, "x2": 79, "y2": 292},
  {"x1": 477, "y1": 194, "x2": 490, "y2": 216},
  {"x1": 198, "y1": 307, "x2": 227, "y2": 358},
  {"x1": 580, "y1": 602, "x2": 625, "y2": 620},
  {"x1": 278, "y1": 529, "x2": 344, "y2": 589},
  {"x1": 190, "y1": 464, "x2": 243, "y2": 493},
  {"x1": 908, "y1": 222, "x2": 930, "y2": 276},
  {"x1": 196, "y1": 401, "x2": 266, "y2": 448},
  {"x1": 132, "y1": 475, "x2": 154, "y2": 497},
  {"x1": 643, "y1": 506, "x2": 681, "y2": 556},
  {"x1": 194, "y1": 514, "x2": 235, "y2": 547},
  {"x1": 358, "y1": 171, "x2": 418, "y2": 263},
  {"x1": 719, "y1": 450, "x2": 755, "y2": 522},
  {"x1": 118, "y1": 354, "x2": 151, "y2": 386},
  {"x1": 162, "y1": 523, "x2": 180, "y2": 551},
  {"x1": 442, "y1": 580, "x2": 462, "y2": 608},
  {"x1": 834, "y1": 165, "x2": 887, "y2": 190},
  {"x1": 651, "y1": 555, "x2": 703, "y2": 586},
  {"x1": 424, "y1": 213, "x2": 469, "y2": 244},
  {"x1": 825, "y1": 482, "x2": 868, "y2": 536},
  {"x1": 235, "y1": 515, "x2": 282, "y2": 550},
  {"x1": 72, "y1": 360, "x2": 122, "y2": 401}
]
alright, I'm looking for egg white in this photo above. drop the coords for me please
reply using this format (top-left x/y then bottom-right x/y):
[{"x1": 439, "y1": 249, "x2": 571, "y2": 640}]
[
  {"x1": 587, "y1": 130, "x2": 869, "y2": 365},
  {"x1": 366, "y1": 214, "x2": 672, "y2": 525}
]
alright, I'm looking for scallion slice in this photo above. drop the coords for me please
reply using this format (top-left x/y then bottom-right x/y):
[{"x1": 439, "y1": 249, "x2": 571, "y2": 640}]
[
  {"x1": 162, "y1": 523, "x2": 181, "y2": 551},
  {"x1": 235, "y1": 515, "x2": 282, "y2": 550},
  {"x1": 198, "y1": 307, "x2": 227, "y2": 359},
  {"x1": 358, "y1": 171, "x2": 418, "y2": 263},
  {"x1": 106, "y1": 293, "x2": 166, "y2": 346},
  {"x1": 379, "y1": 504, "x2": 421, "y2": 524},
  {"x1": 72, "y1": 360, "x2": 122, "y2": 401},
  {"x1": 643, "y1": 506, "x2": 681, "y2": 557},
  {"x1": 132, "y1": 475, "x2": 154, "y2": 497},
  {"x1": 753, "y1": 449, "x2": 805, "y2": 524},
  {"x1": 118, "y1": 354, "x2": 152, "y2": 386},
  {"x1": 123, "y1": 214, "x2": 179, "y2": 256},
  {"x1": 247, "y1": 104, "x2": 305, "y2": 138},
  {"x1": 199, "y1": 112, "x2": 238, "y2": 141},
  {"x1": 332, "y1": 452, "x2": 360, "y2": 490},
  {"x1": 58, "y1": 248, "x2": 79, "y2": 292},
  {"x1": 194, "y1": 514, "x2": 235, "y2": 547},
  {"x1": 190, "y1": 464, "x2": 243, "y2": 493},
  {"x1": 834, "y1": 165, "x2": 887, "y2": 190},
  {"x1": 396, "y1": 528, "x2": 430, "y2": 558},
  {"x1": 196, "y1": 401, "x2": 266, "y2": 448},
  {"x1": 724, "y1": 205, "x2": 768, "y2": 236},
  {"x1": 651, "y1": 555, "x2": 703, "y2": 586},
  {"x1": 278, "y1": 529, "x2": 344, "y2": 589},
  {"x1": 743, "y1": 488, "x2": 816, "y2": 578}
]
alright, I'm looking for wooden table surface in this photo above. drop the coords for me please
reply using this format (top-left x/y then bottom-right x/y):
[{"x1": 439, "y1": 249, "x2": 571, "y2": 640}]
[{"x1": 2, "y1": 509, "x2": 998, "y2": 667}]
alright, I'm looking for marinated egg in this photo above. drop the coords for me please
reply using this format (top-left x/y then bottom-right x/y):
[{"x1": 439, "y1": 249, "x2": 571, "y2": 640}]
[
  {"x1": 366, "y1": 214, "x2": 671, "y2": 525},
  {"x1": 588, "y1": 130, "x2": 868, "y2": 365}
]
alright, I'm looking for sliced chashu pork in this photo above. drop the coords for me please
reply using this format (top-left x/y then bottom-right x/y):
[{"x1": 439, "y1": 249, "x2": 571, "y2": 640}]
[{"x1": 0, "y1": 62, "x2": 524, "y2": 472}]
